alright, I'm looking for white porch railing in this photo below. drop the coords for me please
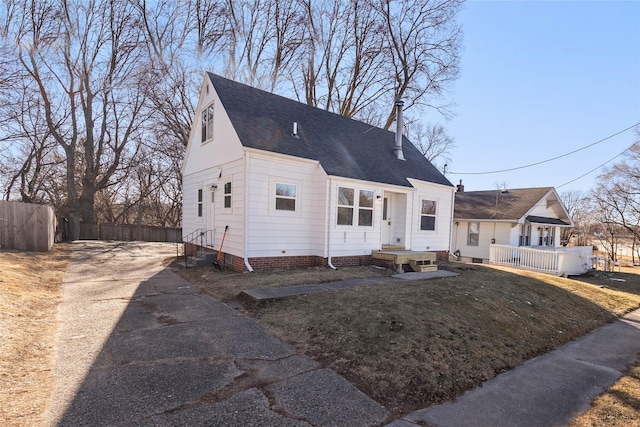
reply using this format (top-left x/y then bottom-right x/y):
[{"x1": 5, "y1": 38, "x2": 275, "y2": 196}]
[{"x1": 489, "y1": 244, "x2": 592, "y2": 276}]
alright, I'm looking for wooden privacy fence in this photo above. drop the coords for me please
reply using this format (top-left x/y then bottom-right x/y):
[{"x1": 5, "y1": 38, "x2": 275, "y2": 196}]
[
  {"x1": 80, "y1": 223, "x2": 182, "y2": 242},
  {"x1": 0, "y1": 201, "x2": 56, "y2": 252}
]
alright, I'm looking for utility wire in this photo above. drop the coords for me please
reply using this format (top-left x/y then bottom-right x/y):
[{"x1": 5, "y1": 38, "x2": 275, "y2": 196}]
[
  {"x1": 450, "y1": 122, "x2": 640, "y2": 175},
  {"x1": 556, "y1": 141, "x2": 640, "y2": 189}
]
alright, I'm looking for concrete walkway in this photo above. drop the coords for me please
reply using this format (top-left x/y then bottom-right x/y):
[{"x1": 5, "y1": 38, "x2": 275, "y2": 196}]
[
  {"x1": 44, "y1": 241, "x2": 389, "y2": 426},
  {"x1": 44, "y1": 241, "x2": 640, "y2": 427}
]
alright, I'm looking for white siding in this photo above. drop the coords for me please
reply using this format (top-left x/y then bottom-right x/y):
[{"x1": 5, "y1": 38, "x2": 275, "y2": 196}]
[
  {"x1": 327, "y1": 178, "x2": 385, "y2": 257},
  {"x1": 182, "y1": 76, "x2": 244, "y2": 176},
  {"x1": 408, "y1": 179, "x2": 455, "y2": 252},
  {"x1": 451, "y1": 221, "x2": 515, "y2": 261},
  {"x1": 183, "y1": 158, "x2": 245, "y2": 257},
  {"x1": 245, "y1": 152, "x2": 327, "y2": 257}
]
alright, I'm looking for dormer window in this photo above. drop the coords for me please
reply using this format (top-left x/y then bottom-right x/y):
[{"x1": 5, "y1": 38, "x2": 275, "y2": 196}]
[{"x1": 201, "y1": 103, "x2": 214, "y2": 143}]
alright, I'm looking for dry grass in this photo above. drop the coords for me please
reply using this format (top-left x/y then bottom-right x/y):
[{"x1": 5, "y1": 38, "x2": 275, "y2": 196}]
[
  {"x1": 170, "y1": 263, "x2": 393, "y2": 302},
  {"x1": 569, "y1": 363, "x2": 640, "y2": 427},
  {"x1": 0, "y1": 245, "x2": 71, "y2": 427},
  {"x1": 175, "y1": 261, "x2": 640, "y2": 417}
]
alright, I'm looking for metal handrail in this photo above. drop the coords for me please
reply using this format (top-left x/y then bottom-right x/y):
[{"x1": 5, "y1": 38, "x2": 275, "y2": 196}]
[{"x1": 180, "y1": 228, "x2": 216, "y2": 268}]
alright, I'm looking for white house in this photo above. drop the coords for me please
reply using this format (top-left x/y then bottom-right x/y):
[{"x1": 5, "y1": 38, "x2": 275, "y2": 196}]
[
  {"x1": 451, "y1": 185, "x2": 573, "y2": 263},
  {"x1": 182, "y1": 73, "x2": 455, "y2": 271}
]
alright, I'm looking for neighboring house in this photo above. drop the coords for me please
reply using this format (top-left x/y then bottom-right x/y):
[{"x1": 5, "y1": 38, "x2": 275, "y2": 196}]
[
  {"x1": 182, "y1": 73, "x2": 454, "y2": 271},
  {"x1": 451, "y1": 185, "x2": 573, "y2": 263}
]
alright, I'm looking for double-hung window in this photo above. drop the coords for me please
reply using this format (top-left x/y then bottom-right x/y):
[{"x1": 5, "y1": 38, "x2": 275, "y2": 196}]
[
  {"x1": 275, "y1": 183, "x2": 297, "y2": 211},
  {"x1": 337, "y1": 187, "x2": 354, "y2": 225},
  {"x1": 224, "y1": 182, "x2": 232, "y2": 208},
  {"x1": 197, "y1": 189, "x2": 203, "y2": 217},
  {"x1": 337, "y1": 187, "x2": 374, "y2": 226},
  {"x1": 358, "y1": 190, "x2": 374, "y2": 226},
  {"x1": 468, "y1": 222, "x2": 479, "y2": 246},
  {"x1": 420, "y1": 199, "x2": 436, "y2": 231},
  {"x1": 201, "y1": 103, "x2": 214, "y2": 143}
]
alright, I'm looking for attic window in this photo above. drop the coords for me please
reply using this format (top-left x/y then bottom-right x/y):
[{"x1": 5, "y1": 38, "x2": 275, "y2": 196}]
[{"x1": 201, "y1": 103, "x2": 214, "y2": 143}]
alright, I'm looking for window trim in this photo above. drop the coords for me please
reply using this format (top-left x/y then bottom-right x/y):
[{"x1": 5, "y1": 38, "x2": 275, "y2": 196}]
[
  {"x1": 275, "y1": 182, "x2": 297, "y2": 212},
  {"x1": 357, "y1": 189, "x2": 374, "y2": 227},
  {"x1": 419, "y1": 198, "x2": 437, "y2": 231},
  {"x1": 467, "y1": 222, "x2": 480, "y2": 246},
  {"x1": 223, "y1": 181, "x2": 232, "y2": 209},
  {"x1": 201, "y1": 103, "x2": 214, "y2": 143},
  {"x1": 336, "y1": 186, "x2": 376, "y2": 227},
  {"x1": 337, "y1": 186, "x2": 355, "y2": 226},
  {"x1": 197, "y1": 188, "x2": 203, "y2": 218}
]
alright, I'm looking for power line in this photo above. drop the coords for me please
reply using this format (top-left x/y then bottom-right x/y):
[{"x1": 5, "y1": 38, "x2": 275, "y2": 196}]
[
  {"x1": 450, "y1": 122, "x2": 640, "y2": 175},
  {"x1": 556, "y1": 141, "x2": 640, "y2": 189}
]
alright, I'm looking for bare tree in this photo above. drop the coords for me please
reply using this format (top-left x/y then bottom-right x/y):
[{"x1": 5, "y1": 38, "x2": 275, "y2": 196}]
[
  {"x1": 3, "y1": 0, "x2": 150, "y2": 239},
  {"x1": 559, "y1": 190, "x2": 592, "y2": 246},
  {"x1": 379, "y1": 0, "x2": 463, "y2": 130},
  {"x1": 408, "y1": 121, "x2": 455, "y2": 167}
]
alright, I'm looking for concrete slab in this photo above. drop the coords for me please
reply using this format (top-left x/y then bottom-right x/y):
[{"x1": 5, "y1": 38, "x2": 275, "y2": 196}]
[
  {"x1": 146, "y1": 388, "x2": 312, "y2": 427},
  {"x1": 47, "y1": 241, "x2": 389, "y2": 427},
  {"x1": 58, "y1": 361, "x2": 242, "y2": 426},
  {"x1": 267, "y1": 368, "x2": 390, "y2": 427},
  {"x1": 392, "y1": 270, "x2": 459, "y2": 280},
  {"x1": 319, "y1": 277, "x2": 394, "y2": 289},
  {"x1": 241, "y1": 283, "x2": 327, "y2": 301}
]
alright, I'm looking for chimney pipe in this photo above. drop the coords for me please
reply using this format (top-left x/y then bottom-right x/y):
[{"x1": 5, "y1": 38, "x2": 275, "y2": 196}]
[
  {"x1": 394, "y1": 99, "x2": 405, "y2": 161},
  {"x1": 456, "y1": 179, "x2": 464, "y2": 193}
]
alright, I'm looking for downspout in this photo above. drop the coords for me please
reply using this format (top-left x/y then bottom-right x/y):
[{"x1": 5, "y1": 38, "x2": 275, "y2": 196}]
[
  {"x1": 326, "y1": 178, "x2": 337, "y2": 270},
  {"x1": 243, "y1": 151, "x2": 254, "y2": 272},
  {"x1": 449, "y1": 187, "x2": 457, "y2": 257}
]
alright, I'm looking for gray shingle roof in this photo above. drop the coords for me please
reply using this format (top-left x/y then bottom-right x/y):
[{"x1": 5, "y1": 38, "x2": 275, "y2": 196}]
[
  {"x1": 208, "y1": 73, "x2": 452, "y2": 188},
  {"x1": 454, "y1": 187, "x2": 554, "y2": 220}
]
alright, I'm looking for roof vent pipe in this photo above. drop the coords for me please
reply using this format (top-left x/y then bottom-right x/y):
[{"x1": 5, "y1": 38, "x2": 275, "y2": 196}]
[
  {"x1": 292, "y1": 122, "x2": 299, "y2": 138},
  {"x1": 394, "y1": 100, "x2": 405, "y2": 160}
]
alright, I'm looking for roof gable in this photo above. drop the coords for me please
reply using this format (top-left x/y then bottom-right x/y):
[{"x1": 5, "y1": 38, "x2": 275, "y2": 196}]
[
  {"x1": 454, "y1": 187, "x2": 557, "y2": 221},
  {"x1": 207, "y1": 73, "x2": 452, "y2": 188}
]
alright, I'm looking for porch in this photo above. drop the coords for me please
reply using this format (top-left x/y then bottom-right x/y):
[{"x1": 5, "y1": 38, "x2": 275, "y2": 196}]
[
  {"x1": 489, "y1": 244, "x2": 593, "y2": 276},
  {"x1": 372, "y1": 247, "x2": 438, "y2": 273}
]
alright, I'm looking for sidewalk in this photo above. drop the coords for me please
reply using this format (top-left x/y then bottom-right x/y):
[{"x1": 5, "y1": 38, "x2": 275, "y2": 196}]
[{"x1": 387, "y1": 308, "x2": 640, "y2": 427}]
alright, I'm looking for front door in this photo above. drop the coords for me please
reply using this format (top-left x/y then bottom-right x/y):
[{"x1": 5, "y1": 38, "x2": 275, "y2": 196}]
[{"x1": 382, "y1": 194, "x2": 393, "y2": 245}]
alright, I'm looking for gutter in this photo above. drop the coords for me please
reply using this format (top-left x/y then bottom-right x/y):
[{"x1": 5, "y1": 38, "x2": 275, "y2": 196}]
[{"x1": 243, "y1": 151, "x2": 254, "y2": 272}]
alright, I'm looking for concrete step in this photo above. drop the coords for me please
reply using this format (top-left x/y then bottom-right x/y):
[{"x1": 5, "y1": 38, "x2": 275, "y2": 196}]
[{"x1": 195, "y1": 252, "x2": 216, "y2": 266}]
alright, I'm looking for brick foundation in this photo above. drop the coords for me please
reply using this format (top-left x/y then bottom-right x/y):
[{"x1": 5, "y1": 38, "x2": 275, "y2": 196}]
[
  {"x1": 209, "y1": 253, "x2": 378, "y2": 272},
  {"x1": 187, "y1": 244, "x2": 447, "y2": 272}
]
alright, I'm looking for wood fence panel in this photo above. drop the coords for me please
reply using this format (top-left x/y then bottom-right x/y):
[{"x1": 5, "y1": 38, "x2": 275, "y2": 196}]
[
  {"x1": 0, "y1": 201, "x2": 55, "y2": 251},
  {"x1": 78, "y1": 223, "x2": 181, "y2": 242}
]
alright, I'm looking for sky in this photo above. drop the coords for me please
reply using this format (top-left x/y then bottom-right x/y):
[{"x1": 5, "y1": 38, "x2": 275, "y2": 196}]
[{"x1": 443, "y1": 0, "x2": 640, "y2": 194}]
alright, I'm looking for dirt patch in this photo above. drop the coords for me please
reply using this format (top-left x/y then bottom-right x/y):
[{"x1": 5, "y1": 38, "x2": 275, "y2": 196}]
[{"x1": 0, "y1": 245, "x2": 71, "y2": 426}]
